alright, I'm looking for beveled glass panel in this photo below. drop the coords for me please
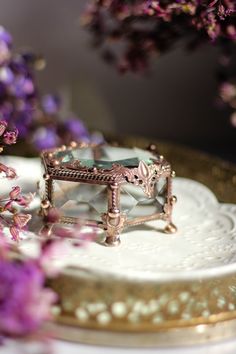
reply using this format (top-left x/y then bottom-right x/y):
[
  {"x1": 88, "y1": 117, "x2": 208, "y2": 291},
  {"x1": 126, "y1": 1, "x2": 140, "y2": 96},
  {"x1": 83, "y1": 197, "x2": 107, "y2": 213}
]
[
  {"x1": 122, "y1": 177, "x2": 167, "y2": 218},
  {"x1": 55, "y1": 145, "x2": 157, "y2": 169},
  {"x1": 53, "y1": 180, "x2": 106, "y2": 220},
  {"x1": 52, "y1": 176, "x2": 167, "y2": 221}
]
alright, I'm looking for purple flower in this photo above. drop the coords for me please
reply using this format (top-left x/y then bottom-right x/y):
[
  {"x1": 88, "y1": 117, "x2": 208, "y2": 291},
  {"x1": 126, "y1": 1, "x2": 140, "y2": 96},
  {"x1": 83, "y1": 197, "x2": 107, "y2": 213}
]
[
  {"x1": 42, "y1": 94, "x2": 61, "y2": 115},
  {"x1": 0, "y1": 27, "x2": 12, "y2": 47},
  {"x1": 10, "y1": 76, "x2": 35, "y2": 97},
  {"x1": 0, "y1": 259, "x2": 56, "y2": 336},
  {"x1": 0, "y1": 67, "x2": 14, "y2": 85},
  {"x1": 227, "y1": 25, "x2": 236, "y2": 40},
  {"x1": 0, "y1": 120, "x2": 7, "y2": 136},
  {"x1": 3, "y1": 130, "x2": 18, "y2": 145},
  {"x1": 15, "y1": 110, "x2": 34, "y2": 138},
  {"x1": 84, "y1": 1, "x2": 236, "y2": 60},
  {"x1": 0, "y1": 26, "x2": 94, "y2": 149},
  {"x1": 90, "y1": 131, "x2": 105, "y2": 145},
  {"x1": 84, "y1": 0, "x2": 236, "y2": 124},
  {"x1": 0, "y1": 40, "x2": 10, "y2": 65},
  {"x1": 32, "y1": 127, "x2": 59, "y2": 150},
  {"x1": 64, "y1": 117, "x2": 89, "y2": 139}
]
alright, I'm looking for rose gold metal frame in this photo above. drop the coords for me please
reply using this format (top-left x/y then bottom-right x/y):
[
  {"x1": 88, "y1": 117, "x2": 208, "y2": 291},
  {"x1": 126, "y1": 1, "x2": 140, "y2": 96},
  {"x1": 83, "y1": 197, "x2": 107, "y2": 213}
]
[{"x1": 40, "y1": 142, "x2": 177, "y2": 246}]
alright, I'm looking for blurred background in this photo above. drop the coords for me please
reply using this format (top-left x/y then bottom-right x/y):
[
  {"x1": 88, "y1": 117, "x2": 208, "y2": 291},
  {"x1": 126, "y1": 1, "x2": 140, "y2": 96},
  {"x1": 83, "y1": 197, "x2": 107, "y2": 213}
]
[{"x1": 0, "y1": 0, "x2": 235, "y2": 161}]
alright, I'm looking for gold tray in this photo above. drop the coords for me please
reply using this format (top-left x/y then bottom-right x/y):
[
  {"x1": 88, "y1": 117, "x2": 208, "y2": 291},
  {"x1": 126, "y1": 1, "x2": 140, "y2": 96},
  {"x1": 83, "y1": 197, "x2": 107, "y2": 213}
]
[
  {"x1": 12, "y1": 137, "x2": 235, "y2": 347},
  {"x1": 41, "y1": 137, "x2": 236, "y2": 347}
]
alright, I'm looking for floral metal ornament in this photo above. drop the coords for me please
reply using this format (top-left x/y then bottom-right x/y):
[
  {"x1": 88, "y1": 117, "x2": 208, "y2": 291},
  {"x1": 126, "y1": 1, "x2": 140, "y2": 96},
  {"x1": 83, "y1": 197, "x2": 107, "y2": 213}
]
[
  {"x1": 40, "y1": 142, "x2": 177, "y2": 246},
  {"x1": 121, "y1": 159, "x2": 169, "y2": 198}
]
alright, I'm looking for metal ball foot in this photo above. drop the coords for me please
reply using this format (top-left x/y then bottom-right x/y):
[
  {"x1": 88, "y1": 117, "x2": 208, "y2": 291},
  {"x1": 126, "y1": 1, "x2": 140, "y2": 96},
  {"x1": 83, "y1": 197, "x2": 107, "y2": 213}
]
[
  {"x1": 164, "y1": 222, "x2": 177, "y2": 234},
  {"x1": 104, "y1": 235, "x2": 121, "y2": 247},
  {"x1": 39, "y1": 223, "x2": 53, "y2": 238}
]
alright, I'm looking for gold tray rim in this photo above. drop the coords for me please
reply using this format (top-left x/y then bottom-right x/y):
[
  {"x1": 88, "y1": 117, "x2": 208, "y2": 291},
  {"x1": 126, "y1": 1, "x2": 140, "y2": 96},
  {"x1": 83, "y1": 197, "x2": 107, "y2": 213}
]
[
  {"x1": 45, "y1": 138, "x2": 236, "y2": 344},
  {"x1": 46, "y1": 317, "x2": 236, "y2": 347}
]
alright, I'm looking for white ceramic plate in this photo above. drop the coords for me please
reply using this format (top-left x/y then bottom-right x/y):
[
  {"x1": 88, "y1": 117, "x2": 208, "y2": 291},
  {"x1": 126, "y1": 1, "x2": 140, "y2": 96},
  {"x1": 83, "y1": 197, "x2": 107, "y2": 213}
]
[{"x1": 2, "y1": 156, "x2": 236, "y2": 283}]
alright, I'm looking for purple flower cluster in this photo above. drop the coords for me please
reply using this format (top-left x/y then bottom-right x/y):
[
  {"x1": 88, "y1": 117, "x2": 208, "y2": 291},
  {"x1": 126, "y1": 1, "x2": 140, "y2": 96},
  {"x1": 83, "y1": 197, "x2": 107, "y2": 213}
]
[
  {"x1": 219, "y1": 80, "x2": 236, "y2": 127},
  {"x1": 0, "y1": 27, "x2": 37, "y2": 137},
  {"x1": 0, "y1": 219, "x2": 97, "y2": 339},
  {"x1": 0, "y1": 119, "x2": 56, "y2": 339},
  {"x1": 0, "y1": 121, "x2": 33, "y2": 241},
  {"x1": 0, "y1": 26, "x2": 98, "y2": 151},
  {"x1": 0, "y1": 119, "x2": 97, "y2": 338},
  {"x1": 0, "y1": 258, "x2": 56, "y2": 337},
  {"x1": 84, "y1": 0, "x2": 236, "y2": 72},
  {"x1": 0, "y1": 120, "x2": 18, "y2": 151},
  {"x1": 0, "y1": 30, "x2": 99, "y2": 341},
  {"x1": 32, "y1": 94, "x2": 94, "y2": 151},
  {"x1": 84, "y1": 1, "x2": 236, "y2": 124}
]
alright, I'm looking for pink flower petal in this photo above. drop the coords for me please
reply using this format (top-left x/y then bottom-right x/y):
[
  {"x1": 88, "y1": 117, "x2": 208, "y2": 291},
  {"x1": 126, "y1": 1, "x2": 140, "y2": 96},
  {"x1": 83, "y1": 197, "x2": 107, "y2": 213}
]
[
  {"x1": 0, "y1": 120, "x2": 7, "y2": 136},
  {"x1": 13, "y1": 213, "x2": 32, "y2": 228},
  {"x1": 3, "y1": 130, "x2": 18, "y2": 145},
  {"x1": 4, "y1": 200, "x2": 13, "y2": 211},
  {"x1": 0, "y1": 163, "x2": 17, "y2": 179},
  {"x1": 16, "y1": 192, "x2": 35, "y2": 207},
  {"x1": 9, "y1": 186, "x2": 21, "y2": 200},
  {"x1": 9, "y1": 225, "x2": 20, "y2": 241}
]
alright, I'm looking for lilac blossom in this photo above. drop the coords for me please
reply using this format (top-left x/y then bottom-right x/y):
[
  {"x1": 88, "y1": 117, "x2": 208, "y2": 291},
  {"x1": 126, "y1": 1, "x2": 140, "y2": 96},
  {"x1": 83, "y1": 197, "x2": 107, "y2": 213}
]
[
  {"x1": 0, "y1": 121, "x2": 33, "y2": 241},
  {"x1": 85, "y1": 0, "x2": 236, "y2": 124},
  {"x1": 3, "y1": 130, "x2": 18, "y2": 145},
  {"x1": 42, "y1": 94, "x2": 61, "y2": 115},
  {"x1": 0, "y1": 26, "x2": 98, "y2": 151},
  {"x1": 84, "y1": 0, "x2": 236, "y2": 72},
  {"x1": 0, "y1": 29, "x2": 99, "y2": 343},
  {"x1": 0, "y1": 207, "x2": 97, "y2": 339},
  {"x1": 0, "y1": 259, "x2": 56, "y2": 337},
  {"x1": 65, "y1": 117, "x2": 89, "y2": 138},
  {"x1": 0, "y1": 119, "x2": 56, "y2": 339},
  {"x1": 32, "y1": 127, "x2": 59, "y2": 151},
  {"x1": 0, "y1": 27, "x2": 37, "y2": 135}
]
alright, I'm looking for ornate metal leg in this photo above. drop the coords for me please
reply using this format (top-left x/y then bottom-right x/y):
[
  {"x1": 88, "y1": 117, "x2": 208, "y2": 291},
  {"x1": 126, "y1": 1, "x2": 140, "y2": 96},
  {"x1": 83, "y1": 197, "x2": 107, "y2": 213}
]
[
  {"x1": 40, "y1": 175, "x2": 54, "y2": 237},
  {"x1": 103, "y1": 183, "x2": 125, "y2": 247},
  {"x1": 164, "y1": 175, "x2": 178, "y2": 234},
  {"x1": 39, "y1": 223, "x2": 54, "y2": 237},
  {"x1": 40, "y1": 174, "x2": 53, "y2": 218},
  {"x1": 104, "y1": 210, "x2": 122, "y2": 246},
  {"x1": 164, "y1": 222, "x2": 177, "y2": 234}
]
